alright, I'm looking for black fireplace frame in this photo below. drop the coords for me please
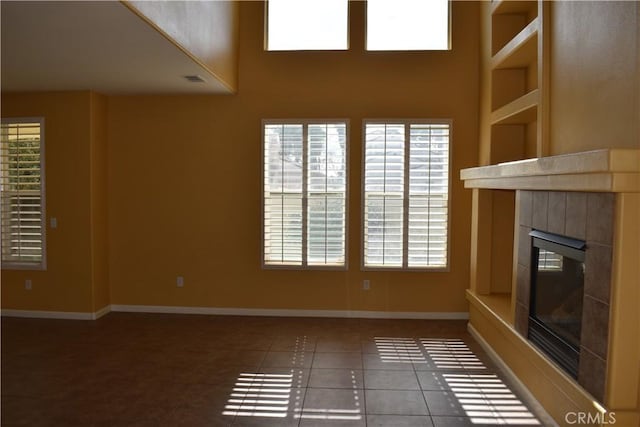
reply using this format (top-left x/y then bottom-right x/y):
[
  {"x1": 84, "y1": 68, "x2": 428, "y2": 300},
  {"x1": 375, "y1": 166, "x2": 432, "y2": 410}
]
[{"x1": 528, "y1": 230, "x2": 586, "y2": 379}]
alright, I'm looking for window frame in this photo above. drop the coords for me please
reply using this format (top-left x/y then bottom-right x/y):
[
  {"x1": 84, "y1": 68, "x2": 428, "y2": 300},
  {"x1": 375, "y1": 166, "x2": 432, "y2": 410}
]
[
  {"x1": 1, "y1": 117, "x2": 47, "y2": 271},
  {"x1": 365, "y1": 0, "x2": 452, "y2": 52},
  {"x1": 261, "y1": 119, "x2": 350, "y2": 270},
  {"x1": 264, "y1": 0, "x2": 351, "y2": 52},
  {"x1": 361, "y1": 118, "x2": 451, "y2": 272}
]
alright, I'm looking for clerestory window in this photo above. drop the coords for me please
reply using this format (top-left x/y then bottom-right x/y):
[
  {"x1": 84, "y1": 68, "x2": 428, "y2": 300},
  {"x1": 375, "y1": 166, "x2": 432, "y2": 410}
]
[
  {"x1": 366, "y1": 0, "x2": 450, "y2": 51},
  {"x1": 265, "y1": 0, "x2": 349, "y2": 51}
]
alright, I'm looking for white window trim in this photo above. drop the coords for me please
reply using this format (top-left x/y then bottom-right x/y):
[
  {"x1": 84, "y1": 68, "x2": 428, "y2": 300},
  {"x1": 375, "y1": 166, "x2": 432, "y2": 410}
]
[
  {"x1": 1, "y1": 117, "x2": 47, "y2": 271},
  {"x1": 361, "y1": 118, "x2": 451, "y2": 272},
  {"x1": 261, "y1": 119, "x2": 350, "y2": 271}
]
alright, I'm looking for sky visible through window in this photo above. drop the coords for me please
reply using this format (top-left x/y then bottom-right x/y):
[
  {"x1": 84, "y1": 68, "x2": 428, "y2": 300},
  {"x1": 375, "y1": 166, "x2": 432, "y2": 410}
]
[
  {"x1": 267, "y1": 0, "x2": 349, "y2": 51},
  {"x1": 267, "y1": 0, "x2": 450, "y2": 51},
  {"x1": 367, "y1": 0, "x2": 449, "y2": 50}
]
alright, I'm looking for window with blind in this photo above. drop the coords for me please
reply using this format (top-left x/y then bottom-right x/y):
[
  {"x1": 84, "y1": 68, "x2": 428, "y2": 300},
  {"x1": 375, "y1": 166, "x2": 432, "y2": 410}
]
[
  {"x1": 363, "y1": 121, "x2": 450, "y2": 269},
  {"x1": 263, "y1": 121, "x2": 347, "y2": 268},
  {"x1": 266, "y1": 0, "x2": 349, "y2": 51},
  {"x1": 0, "y1": 119, "x2": 46, "y2": 269}
]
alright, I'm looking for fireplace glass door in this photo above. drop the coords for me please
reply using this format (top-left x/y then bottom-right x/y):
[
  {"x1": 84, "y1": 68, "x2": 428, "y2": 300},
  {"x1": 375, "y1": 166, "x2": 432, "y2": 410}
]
[{"x1": 529, "y1": 230, "x2": 586, "y2": 378}]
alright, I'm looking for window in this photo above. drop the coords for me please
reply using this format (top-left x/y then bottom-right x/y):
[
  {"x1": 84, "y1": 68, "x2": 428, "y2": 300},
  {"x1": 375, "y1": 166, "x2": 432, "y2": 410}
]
[
  {"x1": 263, "y1": 121, "x2": 347, "y2": 267},
  {"x1": 1, "y1": 118, "x2": 46, "y2": 269},
  {"x1": 363, "y1": 121, "x2": 450, "y2": 269},
  {"x1": 366, "y1": 0, "x2": 450, "y2": 51},
  {"x1": 538, "y1": 249, "x2": 564, "y2": 272},
  {"x1": 266, "y1": 0, "x2": 349, "y2": 51}
]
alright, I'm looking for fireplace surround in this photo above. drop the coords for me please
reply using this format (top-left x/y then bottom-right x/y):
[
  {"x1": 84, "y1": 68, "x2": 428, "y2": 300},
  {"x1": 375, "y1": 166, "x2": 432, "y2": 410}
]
[
  {"x1": 515, "y1": 190, "x2": 613, "y2": 402},
  {"x1": 461, "y1": 148, "x2": 640, "y2": 425}
]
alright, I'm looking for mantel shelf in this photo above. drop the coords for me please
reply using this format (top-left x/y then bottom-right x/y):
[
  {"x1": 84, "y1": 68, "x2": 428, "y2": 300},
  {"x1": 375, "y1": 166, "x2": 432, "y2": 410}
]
[
  {"x1": 460, "y1": 149, "x2": 640, "y2": 192},
  {"x1": 492, "y1": 18, "x2": 539, "y2": 70},
  {"x1": 491, "y1": 90, "x2": 539, "y2": 125}
]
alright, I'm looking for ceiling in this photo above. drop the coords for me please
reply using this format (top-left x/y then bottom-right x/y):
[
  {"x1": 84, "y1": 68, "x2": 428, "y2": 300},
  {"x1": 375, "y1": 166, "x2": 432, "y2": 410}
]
[{"x1": 1, "y1": 1, "x2": 231, "y2": 95}]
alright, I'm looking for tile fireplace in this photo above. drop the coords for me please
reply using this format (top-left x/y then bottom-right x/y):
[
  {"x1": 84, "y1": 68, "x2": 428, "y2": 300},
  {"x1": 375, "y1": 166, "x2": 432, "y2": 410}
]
[
  {"x1": 515, "y1": 191, "x2": 613, "y2": 402},
  {"x1": 461, "y1": 148, "x2": 640, "y2": 425}
]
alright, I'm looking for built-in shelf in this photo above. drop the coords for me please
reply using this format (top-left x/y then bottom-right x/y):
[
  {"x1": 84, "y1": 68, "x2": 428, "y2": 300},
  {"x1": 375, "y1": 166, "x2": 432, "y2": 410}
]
[
  {"x1": 491, "y1": 18, "x2": 538, "y2": 70},
  {"x1": 491, "y1": 89, "x2": 538, "y2": 125},
  {"x1": 472, "y1": 3, "x2": 639, "y2": 423},
  {"x1": 460, "y1": 149, "x2": 640, "y2": 192},
  {"x1": 487, "y1": 1, "x2": 543, "y2": 168},
  {"x1": 491, "y1": 0, "x2": 537, "y2": 16}
]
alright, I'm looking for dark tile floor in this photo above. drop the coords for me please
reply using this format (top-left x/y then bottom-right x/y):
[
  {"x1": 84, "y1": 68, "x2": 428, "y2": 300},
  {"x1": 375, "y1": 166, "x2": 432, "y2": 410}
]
[{"x1": 1, "y1": 313, "x2": 549, "y2": 426}]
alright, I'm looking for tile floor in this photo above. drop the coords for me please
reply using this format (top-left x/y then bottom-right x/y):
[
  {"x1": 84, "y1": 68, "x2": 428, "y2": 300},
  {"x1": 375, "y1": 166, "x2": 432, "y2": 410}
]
[{"x1": 1, "y1": 313, "x2": 550, "y2": 426}]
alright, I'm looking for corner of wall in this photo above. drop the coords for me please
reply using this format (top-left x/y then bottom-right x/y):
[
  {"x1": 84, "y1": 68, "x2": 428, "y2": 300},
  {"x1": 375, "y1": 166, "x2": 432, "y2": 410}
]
[{"x1": 89, "y1": 92, "x2": 110, "y2": 313}]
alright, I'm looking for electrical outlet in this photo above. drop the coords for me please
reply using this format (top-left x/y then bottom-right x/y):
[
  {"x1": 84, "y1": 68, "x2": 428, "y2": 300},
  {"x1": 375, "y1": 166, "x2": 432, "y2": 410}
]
[
  {"x1": 25, "y1": 279, "x2": 32, "y2": 290},
  {"x1": 176, "y1": 276, "x2": 184, "y2": 287},
  {"x1": 50, "y1": 217, "x2": 58, "y2": 229},
  {"x1": 363, "y1": 279, "x2": 370, "y2": 290}
]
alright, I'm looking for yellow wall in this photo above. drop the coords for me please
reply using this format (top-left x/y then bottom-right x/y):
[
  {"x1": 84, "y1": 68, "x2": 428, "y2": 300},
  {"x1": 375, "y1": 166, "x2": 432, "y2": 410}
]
[
  {"x1": 1, "y1": 91, "x2": 109, "y2": 314},
  {"x1": 90, "y1": 93, "x2": 110, "y2": 312},
  {"x1": 477, "y1": 0, "x2": 492, "y2": 167},
  {"x1": 105, "y1": 1, "x2": 480, "y2": 312},
  {"x1": 1, "y1": 2, "x2": 479, "y2": 315},
  {"x1": 1, "y1": 92, "x2": 94, "y2": 312},
  {"x1": 549, "y1": 1, "x2": 639, "y2": 155}
]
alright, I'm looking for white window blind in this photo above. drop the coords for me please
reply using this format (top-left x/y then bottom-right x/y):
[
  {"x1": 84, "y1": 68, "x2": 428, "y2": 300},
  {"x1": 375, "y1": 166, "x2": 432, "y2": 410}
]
[
  {"x1": 266, "y1": 0, "x2": 349, "y2": 51},
  {"x1": 363, "y1": 121, "x2": 449, "y2": 269},
  {"x1": 263, "y1": 121, "x2": 347, "y2": 267},
  {"x1": 1, "y1": 119, "x2": 46, "y2": 269},
  {"x1": 538, "y1": 249, "x2": 564, "y2": 271}
]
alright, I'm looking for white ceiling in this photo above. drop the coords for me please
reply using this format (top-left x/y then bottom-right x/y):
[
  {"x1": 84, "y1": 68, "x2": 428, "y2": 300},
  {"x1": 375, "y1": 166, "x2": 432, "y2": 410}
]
[{"x1": 1, "y1": 1, "x2": 231, "y2": 94}]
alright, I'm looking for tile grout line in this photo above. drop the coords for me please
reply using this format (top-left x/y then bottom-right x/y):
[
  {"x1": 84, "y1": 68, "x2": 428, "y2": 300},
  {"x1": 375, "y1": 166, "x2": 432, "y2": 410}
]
[
  {"x1": 414, "y1": 336, "x2": 435, "y2": 423},
  {"x1": 297, "y1": 334, "x2": 309, "y2": 427},
  {"x1": 360, "y1": 334, "x2": 368, "y2": 426},
  {"x1": 2, "y1": 318, "x2": 547, "y2": 426}
]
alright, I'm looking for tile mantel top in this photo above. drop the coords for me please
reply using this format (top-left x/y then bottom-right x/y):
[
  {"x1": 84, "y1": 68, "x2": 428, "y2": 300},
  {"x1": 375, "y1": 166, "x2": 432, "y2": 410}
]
[{"x1": 460, "y1": 149, "x2": 640, "y2": 192}]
